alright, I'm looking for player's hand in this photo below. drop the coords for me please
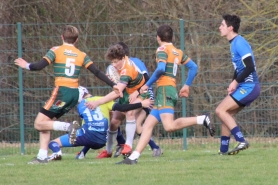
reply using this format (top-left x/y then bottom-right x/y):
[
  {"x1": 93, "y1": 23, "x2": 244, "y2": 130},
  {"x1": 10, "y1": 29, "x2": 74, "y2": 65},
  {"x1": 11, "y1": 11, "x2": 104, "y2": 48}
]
[
  {"x1": 141, "y1": 98, "x2": 154, "y2": 109},
  {"x1": 179, "y1": 84, "x2": 190, "y2": 97},
  {"x1": 85, "y1": 101, "x2": 99, "y2": 110},
  {"x1": 129, "y1": 90, "x2": 139, "y2": 103},
  {"x1": 227, "y1": 80, "x2": 238, "y2": 95},
  {"x1": 14, "y1": 58, "x2": 28, "y2": 68},
  {"x1": 113, "y1": 84, "x2": 123, "y2": 98},
  {"x1": 139, "y1": 85, "x2": 148, "y2": 94}
]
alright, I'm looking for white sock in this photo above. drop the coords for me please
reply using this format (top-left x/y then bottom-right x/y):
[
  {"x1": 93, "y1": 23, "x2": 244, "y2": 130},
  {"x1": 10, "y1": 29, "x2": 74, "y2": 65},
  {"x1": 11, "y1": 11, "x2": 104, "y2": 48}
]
[
  {"x1": 125, "y1": 120, "x2": 136, "y2": 148},
  {"x1": 37, "y1": 149, "x2": 48, "y2": 159},
  {"x1": 106, "y1": 129, "x2": 117, "y2": 154},
  {"x1": 55, "y1": 150, "x2": 62, "y2": 155},
  {"x1": 53, "y1": 121, "x2": 70, "y2": 131},
  {"x1": 197, "y1": 115, "x2": 206, "y2": 125},
  {"x1": 129, "y1": 151, "x2": 140, "y2": 160}
]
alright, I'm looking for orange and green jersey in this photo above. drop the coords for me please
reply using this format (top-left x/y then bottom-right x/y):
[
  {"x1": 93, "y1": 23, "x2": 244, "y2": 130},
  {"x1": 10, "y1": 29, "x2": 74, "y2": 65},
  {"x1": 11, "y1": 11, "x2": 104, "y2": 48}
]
[
  {"x1": 155, "y1": 43, "x2": 191, "y2": 87},
  {"x1": 43, "y1": 44, "x2": 93, "y2": 88},
  {"x1": 117, "y1": 56, "x2": 145, "y2": 94}
]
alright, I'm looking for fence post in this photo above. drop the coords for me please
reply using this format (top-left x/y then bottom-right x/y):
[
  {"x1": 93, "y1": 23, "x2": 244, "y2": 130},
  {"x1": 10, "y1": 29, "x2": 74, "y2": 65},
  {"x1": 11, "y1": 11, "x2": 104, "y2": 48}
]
[
  {"x1": 17, "y1": 22, "x2": 25, "y2": 155},
  {"x1": 179, "y1": 19, "x2": 187, "y2": 150}
]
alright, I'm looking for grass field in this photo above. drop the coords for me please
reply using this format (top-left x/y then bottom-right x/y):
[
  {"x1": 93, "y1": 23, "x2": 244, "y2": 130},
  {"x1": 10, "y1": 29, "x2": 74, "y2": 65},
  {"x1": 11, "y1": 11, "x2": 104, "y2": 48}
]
[{"x1": 1, "y1": 144, "x2": 277, "y2": 185}]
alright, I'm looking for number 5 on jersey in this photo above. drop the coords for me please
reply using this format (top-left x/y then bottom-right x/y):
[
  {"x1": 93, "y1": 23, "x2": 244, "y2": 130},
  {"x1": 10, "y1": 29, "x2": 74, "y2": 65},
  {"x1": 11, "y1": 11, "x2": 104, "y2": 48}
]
[{"x1": 65, "y1": 58, "x2": 76, "y2": 76}]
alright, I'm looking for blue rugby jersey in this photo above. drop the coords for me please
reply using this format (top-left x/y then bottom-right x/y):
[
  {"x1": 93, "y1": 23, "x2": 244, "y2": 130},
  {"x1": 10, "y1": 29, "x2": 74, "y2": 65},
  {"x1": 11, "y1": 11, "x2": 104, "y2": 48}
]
[
  {"x1": 77, "y1": 96, "x2": 114, "y2": 144},
  {"x1": 129, "y1": 57, "x2": 149, "y2": 75},
  {"x1": 230, "y1": 35, "x2": 259, "y2": 83}
]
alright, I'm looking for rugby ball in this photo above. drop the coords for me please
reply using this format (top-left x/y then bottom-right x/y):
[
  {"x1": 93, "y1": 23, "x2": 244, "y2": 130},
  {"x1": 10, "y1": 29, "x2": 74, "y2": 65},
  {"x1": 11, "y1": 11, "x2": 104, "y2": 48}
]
[{"x1": 106, "y1": 65, "x2": 120, "y2": 83}]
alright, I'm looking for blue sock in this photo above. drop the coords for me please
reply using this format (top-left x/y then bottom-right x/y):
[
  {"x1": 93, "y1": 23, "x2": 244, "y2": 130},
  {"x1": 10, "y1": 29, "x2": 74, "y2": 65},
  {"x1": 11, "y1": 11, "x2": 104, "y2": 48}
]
[
  {"x1": 148, "y1": 137, "x2": 159, "y2": 150},
  {"x1": 81, "y1": 146, "x2": 90, "y2": 156},
  {"x1": 116, "y1": 127, "x2": 126, "y2": 145},
  {"x1": 231, "y1": 126, "x2": 245, "y2": 142},
  {"x1": 48, "y1": 141, "x2": 60, "y2": 153},
  {"x1": 220, "y1": 136, "x2": 230, "y2": 153}
]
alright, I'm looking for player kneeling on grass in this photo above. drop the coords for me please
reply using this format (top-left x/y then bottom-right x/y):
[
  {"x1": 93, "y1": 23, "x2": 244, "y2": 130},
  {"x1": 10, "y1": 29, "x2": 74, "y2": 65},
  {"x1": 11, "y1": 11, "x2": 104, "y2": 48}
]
[{"x1": 47, "y1": 86, "x2": 153, "y2": 161}]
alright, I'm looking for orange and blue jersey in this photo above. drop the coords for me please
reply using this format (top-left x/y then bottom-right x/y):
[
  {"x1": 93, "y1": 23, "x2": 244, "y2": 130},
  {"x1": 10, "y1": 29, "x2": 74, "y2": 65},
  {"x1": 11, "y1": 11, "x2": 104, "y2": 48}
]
[{"x1": 155, "y1": 43, "x2": 191, "y2": 87}]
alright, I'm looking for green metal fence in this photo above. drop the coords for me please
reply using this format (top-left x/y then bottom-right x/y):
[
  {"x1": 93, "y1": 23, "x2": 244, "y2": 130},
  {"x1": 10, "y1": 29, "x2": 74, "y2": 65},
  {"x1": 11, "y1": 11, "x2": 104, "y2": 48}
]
[{"x1": 0, "y1": 19, "x2": 277, "y2": 155}]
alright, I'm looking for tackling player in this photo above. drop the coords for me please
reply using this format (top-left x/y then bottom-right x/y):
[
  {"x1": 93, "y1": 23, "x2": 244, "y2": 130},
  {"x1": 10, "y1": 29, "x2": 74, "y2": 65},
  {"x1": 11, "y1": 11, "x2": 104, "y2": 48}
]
[
  {"x1": 107, "y1": 42, "x2": 162, "y2": 158},
  {"x1": 86, "y1": 44, "x2": 150, "y2": 158}
]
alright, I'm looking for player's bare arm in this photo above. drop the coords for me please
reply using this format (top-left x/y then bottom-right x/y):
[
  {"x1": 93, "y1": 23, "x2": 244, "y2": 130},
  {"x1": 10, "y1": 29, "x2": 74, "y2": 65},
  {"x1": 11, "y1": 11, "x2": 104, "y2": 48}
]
[
  {"x1": 86, "y1": 91, "x2": 119, "y2": 110},
  {"x1": 113, "y1": 82, "x2": 127, "y2": 98}
]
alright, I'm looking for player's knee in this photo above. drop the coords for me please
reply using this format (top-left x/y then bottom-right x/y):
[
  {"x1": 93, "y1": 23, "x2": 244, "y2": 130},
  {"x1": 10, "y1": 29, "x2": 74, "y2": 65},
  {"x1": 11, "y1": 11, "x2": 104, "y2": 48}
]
[
  {"x1": 215, "y1": 106, "x2": 223, "y2": 117},
  {"x1": 110, "y1": 119, "x2": 120, "y2": 131},
  {"x1": 163, "y1": 124, "x2": 175, "y2": 132},
  {"x1": 34, "y1": 121, "x2": 43, "y2": 131}
]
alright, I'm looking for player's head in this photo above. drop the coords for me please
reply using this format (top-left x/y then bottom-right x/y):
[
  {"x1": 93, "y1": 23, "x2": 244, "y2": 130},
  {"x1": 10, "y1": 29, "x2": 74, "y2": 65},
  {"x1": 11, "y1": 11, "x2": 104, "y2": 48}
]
[
  {"x1": 157, "y1": 25, "x2": 173, "y2": 42},
  {"x1": 62, "y1": 25, "x2": 79, "y2": 44},
  {"x1": 105, "y1": 44, "x2": 125, "y2": 61},
  {"x1": 105, "y1": 44, "x2": 126, "y2": 69},
  {"x1": 78, "y1": 86, "x2": 89, "y2": 103},
  {"x1": 117, "y1": 42, "x2": 130, "y2": 56},
  {"x1": 222, "y1": 14, "x2": 241, "y2": 33}
]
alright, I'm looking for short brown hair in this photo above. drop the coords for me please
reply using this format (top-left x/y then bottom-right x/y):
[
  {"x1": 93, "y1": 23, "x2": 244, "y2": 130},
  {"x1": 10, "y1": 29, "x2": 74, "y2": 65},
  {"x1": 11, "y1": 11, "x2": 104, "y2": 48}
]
[
  {"x1": 157, "y1": 25, "x2": 173, "y2": 42},
  {"x1": 62, "y1": 25, "x2": 79, "y2": 44},
  {"x1": 105, "y1": 44, "x2": 126, "y2": 61}
]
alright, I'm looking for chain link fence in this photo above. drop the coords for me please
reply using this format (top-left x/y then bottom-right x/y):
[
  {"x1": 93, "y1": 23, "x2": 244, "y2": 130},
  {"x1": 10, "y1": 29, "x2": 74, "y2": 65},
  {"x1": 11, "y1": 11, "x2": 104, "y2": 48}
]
[{"x1": 0, "y1": 19, "x2": 277, "y2": 155}]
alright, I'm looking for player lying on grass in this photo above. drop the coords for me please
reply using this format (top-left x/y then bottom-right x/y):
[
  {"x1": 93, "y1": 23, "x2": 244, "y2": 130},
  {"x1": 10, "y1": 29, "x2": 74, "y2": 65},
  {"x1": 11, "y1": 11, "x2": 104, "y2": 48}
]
[{"x1": 47, "y1": 86, "x2": 153, "y2": 161}]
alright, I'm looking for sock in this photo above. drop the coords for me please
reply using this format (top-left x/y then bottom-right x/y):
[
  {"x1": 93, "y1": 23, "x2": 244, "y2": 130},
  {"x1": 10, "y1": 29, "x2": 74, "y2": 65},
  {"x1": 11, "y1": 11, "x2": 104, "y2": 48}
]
[
  {"x1": 37, "y1": 149, "x2": 48, "y2": 160},
  {"x1": 197, "y1": 115, "x2": 206, "y2": 125},
  {"x1": 231, "y1": 126, "x2": 245, "y2": 142},
  {"x1": 125, "y1": 120, "x2": 136, "y2": 148},
  {"x1": 48, "y1": 141, "x2": 61, "y2": 153},
  {"x1": 116, "y1": 127, "x2": 126, "y2": 145},
  {"x1": 129, "y1": 151, "x2": 140, "y2": 160},
  {"x1": 53, "y1": 121, "x2": 70, "y2": 131},
  {"x1": 106, "y1": 129, "x2": 117, "y2": 154},
  {"x1": 148, "y1": 137, "x2": 159, "y2": 150},
  {"x1": 220, "y1": 136, "x2": 230, "y2": 153},
  {"x1": 81, "y1": 146, "x2": 90, "y2": 156}
]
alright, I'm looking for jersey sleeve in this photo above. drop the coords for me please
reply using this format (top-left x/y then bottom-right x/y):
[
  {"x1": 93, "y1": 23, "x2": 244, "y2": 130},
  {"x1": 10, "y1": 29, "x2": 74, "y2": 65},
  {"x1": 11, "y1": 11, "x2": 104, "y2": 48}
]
[
  {"x1": 119, "y1": 69, "x2": 132, "y2": 84},
  {"x1": 83, "y1": 54, "x2": 94, "y2": 68},
  {"x1": 156, "y1": 46, "x2": 168, "y2": 63},
  {"x1": 43, "y1": 49, "x2": 56, "y2": 64},
  {"x1": 181, "y1": 52, "x2": 191, "y2": 65},
  {"x1": 235, "y1": 39, "x2": 252, "y2": 59}
]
